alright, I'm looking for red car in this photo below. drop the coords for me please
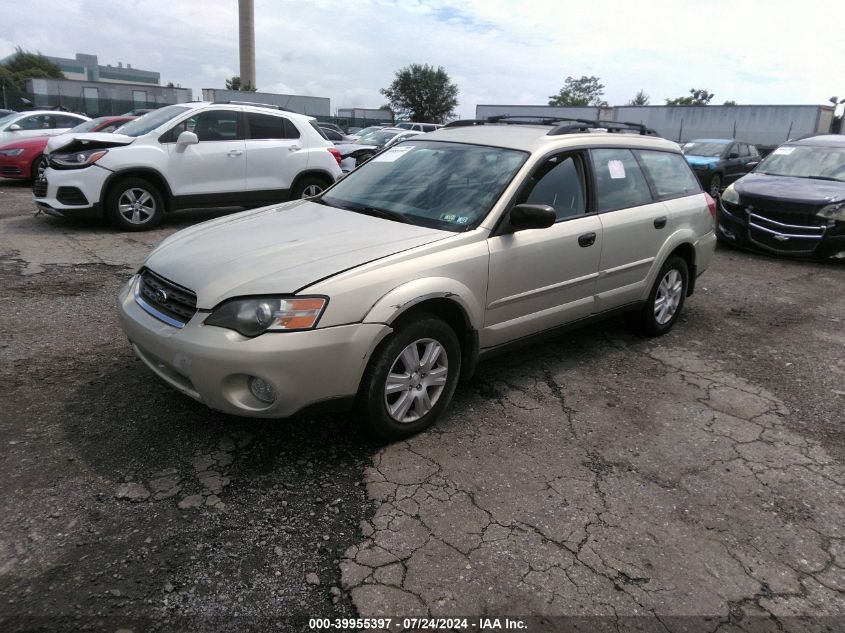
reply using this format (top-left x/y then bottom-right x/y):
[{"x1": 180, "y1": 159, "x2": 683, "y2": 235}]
[{"x1": 0, "y1": 115, "x2": 135, "y2": 181}]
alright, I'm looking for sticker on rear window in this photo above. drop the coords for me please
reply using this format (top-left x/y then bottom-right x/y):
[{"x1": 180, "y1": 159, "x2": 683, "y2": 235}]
[
  {"x1": 773, "y1": 147, "x2": 796, "y2": 155},
  {"x1": 607, "y1": 159, "x2": 626, "y2": 179},
  {"x1": 371, "y1": 145, "x2": 414, "y2": 162}
]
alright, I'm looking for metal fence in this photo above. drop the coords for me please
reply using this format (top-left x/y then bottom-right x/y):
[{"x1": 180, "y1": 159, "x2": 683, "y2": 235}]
[{"x1": 1, "y1": 88, "x2": 160, "y2": 117}]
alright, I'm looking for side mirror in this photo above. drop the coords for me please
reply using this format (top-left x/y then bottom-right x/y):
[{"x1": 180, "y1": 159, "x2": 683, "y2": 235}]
[
  {"x1": 176, "y1": 130, "x2": 199, "y2": 146},
  {"x1": 509, "y1": 204, "x2": 556, "y2": 231},
  {"x1": 728, "y1": 151, "x2": 740, "y2": 159},
  {"x1": 7, "y1": 123, "x2": 22, "y2": 131}
]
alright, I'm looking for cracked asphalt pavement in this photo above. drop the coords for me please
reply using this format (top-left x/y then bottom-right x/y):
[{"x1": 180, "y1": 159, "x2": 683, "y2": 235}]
[{"x1": 1, "y1": 179, "x2": 844, "y2": 632}]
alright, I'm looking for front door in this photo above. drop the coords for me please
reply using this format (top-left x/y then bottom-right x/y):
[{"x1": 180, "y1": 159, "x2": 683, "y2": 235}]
[
  {"x1": 164, "y1": 109, "x2": 246, "y2": 198},
  {"x1": 483, "y1": 151, "x2": 602, "y2": 348}
]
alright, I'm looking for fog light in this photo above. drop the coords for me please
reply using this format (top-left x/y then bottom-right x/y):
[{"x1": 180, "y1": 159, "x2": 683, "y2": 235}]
[
  {"x1": 832, "y1": 251, "x2": 845, "y2": 260},
  {"x1": 248, "y1": 376, "x2": 276, "y2": 404}
]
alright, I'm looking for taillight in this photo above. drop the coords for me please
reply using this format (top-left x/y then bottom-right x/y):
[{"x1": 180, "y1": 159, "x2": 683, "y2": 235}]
[
  {"x1": 704, "y1": 192, "x2": 717, "y2": 222},
  {"x1": 328, "y1": 147, "x2": 341, "y2": 166}
]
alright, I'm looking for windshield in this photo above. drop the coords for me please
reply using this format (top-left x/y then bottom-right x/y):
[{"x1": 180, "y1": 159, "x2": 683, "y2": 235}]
[
  {"x1": 69, "y1": 117, "x2": 111, "y2": 133},
  {"x1": 355, "y1": 126, "x2": 382, "y2": 137},
  {"x1": 682, "y1": 141, "x2": 729, "y2": 157},
  {"x1": 756, "y1": 145, "x2": 845, "y2": 182},
  {"x1": 321, "y1": 140, "x2": 527, "y2": 231},
  {"x1": 394, "y1": 122, "x2": 413, "y2": 130},
  {"x1": 356, "y1": 130, "x2": 400, "y2": 147},
  {"x1": 114, "y1": 105, "x2": 191, "y2": 137}
]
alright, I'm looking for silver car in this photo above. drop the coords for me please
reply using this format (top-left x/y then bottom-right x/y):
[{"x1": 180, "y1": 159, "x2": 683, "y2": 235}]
[{"x1": 118, "y1": 121, "x2": 717, "y2": 440}]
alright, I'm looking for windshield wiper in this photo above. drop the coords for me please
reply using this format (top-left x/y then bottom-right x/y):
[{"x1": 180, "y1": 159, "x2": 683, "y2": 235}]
[
  {"x1": 804, "y1": 175, "x2": 845, "y2": 182},
  {"x1": 325, "y1": 200, "x2": 410, "y2": 224}
]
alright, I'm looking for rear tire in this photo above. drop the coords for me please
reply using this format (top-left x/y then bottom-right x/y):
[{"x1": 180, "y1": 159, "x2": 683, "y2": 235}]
[
  {"x1": 105, "y1": 177, "x2": 164, "y2": 231},
  {"x1": 291, "y1": 175, "x2": 331, "y2": 199},
  {"x1": 354, "y1": 315, "x2": 461, "y2": 442},
  {"x1": 630, "y1": 256, "x2": 689, "y2": 336}
]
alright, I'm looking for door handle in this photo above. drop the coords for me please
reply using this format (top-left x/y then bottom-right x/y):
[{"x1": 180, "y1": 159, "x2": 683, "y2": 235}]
[
  {"x1": 653, "y1": 216, "x2": 667, "y2": 229},
  {"x1": 288, "y1": 145, "x2": 301, "y2": 152},
  {"x1": 227, "y1": 150, "x2": 243, "y2": 157},
  {"x1": 578, "y1": 232, "x2": 596, "y2": 247}
]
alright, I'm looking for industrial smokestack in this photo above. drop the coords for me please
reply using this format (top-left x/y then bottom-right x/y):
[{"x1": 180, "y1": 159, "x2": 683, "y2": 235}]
[{"x1": 238, "y1": 0, "x2": 256, "y2": 89}]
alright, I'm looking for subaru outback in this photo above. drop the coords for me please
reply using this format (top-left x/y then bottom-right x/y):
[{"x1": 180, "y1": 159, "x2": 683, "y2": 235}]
[{"x1": 117, "y1": 117, "x2": 717, "y2": 440}]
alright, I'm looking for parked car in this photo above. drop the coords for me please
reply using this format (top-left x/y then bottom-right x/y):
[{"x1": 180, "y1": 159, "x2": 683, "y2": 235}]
[
  {"x1": 319, "y1": 127, "x2": 354, "y2": 144},
  {"x1": 717, "y1": 134, "x2": 845, "y2": 261},
  {"x1": 335, "y1": 128, "x2": 422, "y2": 172},
  {"x1": 318, "y1": 122, "x2": 345, "y2": 135},
  {"x1": 0, "y1": 110, "x2": 90, "y2": 146},
  {"x1": 0, "y1": 109, "x2": 16, "y2": 117},
  {"x1": 117, "y1": 120, "x2": 716, "y2": 440},
  {"x1": 33, "y1": 102, "x2": 342, "y2": 230},
  {"x1": 681, "y1": 139, "x2": 761, "y2": 197},
  {"x1": 0, "y1": 116, "x2": 135, "y2": 181},
  {"x1": 395, "y1": 121, "x2": 443, "y2": 132}
]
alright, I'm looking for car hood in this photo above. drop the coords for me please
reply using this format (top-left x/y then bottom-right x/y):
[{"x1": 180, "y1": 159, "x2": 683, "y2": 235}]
[
  {"x1": 735, "y1": 173, "x2": 845, "y2": 206},
  {"x1": 46, "y1": 132, "x2": 135, "y2": 154},
  {"x1": 145, "y1": 200, "x2": 451, "y2": 308},
  {"x1": 684, "y1": 155, "x2": 720, "y2": 167}
]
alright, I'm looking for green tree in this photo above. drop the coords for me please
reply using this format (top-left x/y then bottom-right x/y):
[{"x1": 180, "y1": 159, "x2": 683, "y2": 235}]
[
  {"x1": 723, "y1": 100, "x2": 738, "y2": 106},
  {"x1": 548, "y1": 75, "x2": 607, "y2": 107},
  {"x1": 627, "y1": 89, "x2": 650, "y2": 106},
  {"x1": 380, "y1": 64, "x2": 459, "y2": 123},
  {"x1": 665, "y1": 88, "x2": 714, "y2": 106},
  {"x1": 0, "y1": 47, "x2": 64, "y2": 91},
  {"x1": 225, "y1": 76, "x2": 257, "y2": 92}
]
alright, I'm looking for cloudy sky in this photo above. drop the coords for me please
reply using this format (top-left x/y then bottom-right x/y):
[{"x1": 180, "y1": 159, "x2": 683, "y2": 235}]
[{"x1": 2, "y1": 0, "x2": 844, "y2": 117}]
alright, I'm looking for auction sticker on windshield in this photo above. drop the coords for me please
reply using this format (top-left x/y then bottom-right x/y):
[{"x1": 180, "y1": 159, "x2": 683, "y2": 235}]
[{"x1": 372, "y1": 145, "x2": 415, "y2": 162}]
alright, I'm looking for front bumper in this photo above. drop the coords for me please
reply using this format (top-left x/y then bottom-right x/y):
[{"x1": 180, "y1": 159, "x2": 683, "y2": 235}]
[
  {"x1": 117, "y1": 276, "x2": 391, "y2": 418},
  {"x1": 32, "y1": 164, "x2": 110, "y2": 218},
  {"x1": 717, "y1": 200, "x2": 845, "y2": 261},
  {"x1": 0, "y1": 154, "x2": 30, "y2": 179}
]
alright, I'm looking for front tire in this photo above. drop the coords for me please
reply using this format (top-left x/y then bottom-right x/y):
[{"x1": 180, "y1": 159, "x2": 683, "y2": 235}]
[
  {"x1": 30, "y1": 155, "x2": 47, "y2": 182},
  {"x1": 105, "y1": 177, "x2": 164, "y2": 231},
  {"x1": 708, "y1": 173, "x2": 722, "y2": 198},
  {"x1": 630, "y1": 256, "x2": 689, "y2": 336},
  {"x1": 355, "y1": 315, "x2": 461, "y2": 441}
]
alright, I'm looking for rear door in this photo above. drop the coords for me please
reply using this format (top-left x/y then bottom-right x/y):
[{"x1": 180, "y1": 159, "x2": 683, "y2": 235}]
[
  {"x1": 484, "y1": 151, "x2": 602, "y2": 348},
  {"x1": 163, "y1": 108, "x2": 246, "y2": 197},
  {"x1": 243, "y1": 111, "x2": 308, "y2": 195},
  {"x1": 590, "y1": 148, "x2": 670, "y2": 311}
]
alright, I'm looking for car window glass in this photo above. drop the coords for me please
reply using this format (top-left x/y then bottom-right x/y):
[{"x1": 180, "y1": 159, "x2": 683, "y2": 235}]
[
  {"x1": 738, "y1": 144, "x2": 750, "y2": 157},
  {"x1": 748, "y1": 145, "x2": 759, "y2": 157},
  {"x1": 422, "y1": 124, "x2": 436, "y2": 132},
  {"x1": 246, "y1": 112, "x2": 299, "y2": 140},
  {"x1": 171, "y1": 110, "x2": 240, "y2": 142},
  {"x1": 590, "y1": 148, "x2": 653, "y2": 211},
  {"x1": 18, "y1": 115, "x2": 49, "y2": 130},
  {"x1": 635, "y1": 150, "x2": 701, "y2": 198},
  {"x1": 323, "y1": 129, "x2": 342, "y2": 141},
  {"x1": 521, "y1": 154, "x2": 586, "y2": 221}
]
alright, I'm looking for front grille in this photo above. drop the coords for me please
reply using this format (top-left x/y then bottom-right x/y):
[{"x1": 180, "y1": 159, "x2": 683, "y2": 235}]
[
  {"x1": 33, "y1": 178, "x2": 48, "y2": 197},
  {"x1": 746, "y1": 208, "x2": 826, "y2": 255},
  {"x1": 56, "y1": 186, "x2": 88, "y2": 206},
  {"x1": 1, "y1": 166, "x2": 22, "y2": 176},
  {"x1": 136, "y1": 269, "x2": 198, "y2": 327}
]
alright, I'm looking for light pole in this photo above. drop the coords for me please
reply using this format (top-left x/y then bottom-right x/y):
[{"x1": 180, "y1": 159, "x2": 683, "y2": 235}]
[{"x1": 829, "y1": 96, "x2": 845, "y2": 134}]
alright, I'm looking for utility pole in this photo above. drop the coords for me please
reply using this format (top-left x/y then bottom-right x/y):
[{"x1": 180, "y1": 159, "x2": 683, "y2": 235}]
[{"x1": 238, "y1": 0, "x2": 256, "y2": 90}]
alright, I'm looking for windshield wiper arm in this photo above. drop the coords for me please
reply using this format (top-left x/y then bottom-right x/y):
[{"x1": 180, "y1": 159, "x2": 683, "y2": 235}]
[{"x1": 347, "y1": 204, "x2": 410, "y2": 224}]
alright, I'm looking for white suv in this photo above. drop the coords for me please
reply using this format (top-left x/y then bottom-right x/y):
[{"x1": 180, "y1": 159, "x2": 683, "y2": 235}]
[
  {"x1": 118, "y1": 117, "x2": 717, "y2": 440},
  {"x1": 33, "y1": 102, "x2": 342, "y2": 231}
]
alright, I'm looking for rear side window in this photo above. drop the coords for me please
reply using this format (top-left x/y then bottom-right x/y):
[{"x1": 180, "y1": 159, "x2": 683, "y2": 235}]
[
  {"x1": 522, "y1": 154, "x2": 586, "y2": 221},
  {"x1": 635, "y1": 150, "x2": 701, "y2": 198},
  {"x1": 590, "y1": 148, "x2": 653, "y2": 211},
  {"x1": 748, "y1": 145, "x2": 759, "y2": 157},
  {"x1": 738, "y1": 144, "x2": 750, "y2": 157},
  {"x1": 246, "y1": 113, "x2": 300, "y2": 139},
  {"x1": 309, "y1": 121, "x2": 330, "y2": 140}
]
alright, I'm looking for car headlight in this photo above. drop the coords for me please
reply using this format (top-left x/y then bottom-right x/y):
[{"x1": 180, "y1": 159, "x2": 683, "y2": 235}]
[
  {"x1": 0, "y1": 148, "x2": 24, "y2": 157},
  {"x1": 205, "y1": 296, "x2": 328, "y2": 337},
  {"x1": 50, "y1": 149, "x2": 108, "y2": 168},
  {"x1": 817, "y1": 202, "x2": 845, "y2": 222},
  {"x1": 721, "y1": 183, "x2": 740, "y2": 205}
]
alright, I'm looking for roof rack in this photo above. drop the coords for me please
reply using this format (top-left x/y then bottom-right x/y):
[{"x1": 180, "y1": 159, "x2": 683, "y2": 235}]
[
  {"x1": 443, "y1": 115, "x2": 659, "y2": 136},
  {"x1": 212, "y1": 100, "x2": 294, "y2": 112}
]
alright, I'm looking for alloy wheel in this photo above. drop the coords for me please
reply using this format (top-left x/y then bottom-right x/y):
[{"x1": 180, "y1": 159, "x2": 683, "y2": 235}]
[
  {"x1": 118, "y1": 188, "x2": 156, "y2": 225},
  {"x1": 301, "y1": 184, "x2": 323, "y2": 198},
  {"x1": 384, "y1": 338, "x2": 449, "y2": 423},
  {"x1": 654, "y1": 269, "x2": 683, "y2": 325}
]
